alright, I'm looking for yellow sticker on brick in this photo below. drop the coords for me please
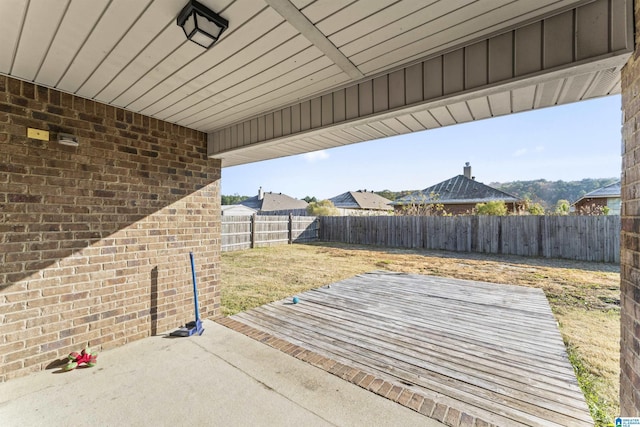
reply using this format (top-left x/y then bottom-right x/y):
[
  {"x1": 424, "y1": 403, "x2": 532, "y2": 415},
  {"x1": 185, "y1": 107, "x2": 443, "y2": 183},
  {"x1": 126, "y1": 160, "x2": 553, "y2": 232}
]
[{"x1": 27, "y1": 128, "x2": 49, "y2": 141}]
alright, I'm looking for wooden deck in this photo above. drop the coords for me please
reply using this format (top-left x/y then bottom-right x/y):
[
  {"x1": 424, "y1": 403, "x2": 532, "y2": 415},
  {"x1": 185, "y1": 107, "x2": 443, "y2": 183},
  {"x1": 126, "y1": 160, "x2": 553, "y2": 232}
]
[{"x1": 224, "y1": 271, "x2": 592, "y2": 427}]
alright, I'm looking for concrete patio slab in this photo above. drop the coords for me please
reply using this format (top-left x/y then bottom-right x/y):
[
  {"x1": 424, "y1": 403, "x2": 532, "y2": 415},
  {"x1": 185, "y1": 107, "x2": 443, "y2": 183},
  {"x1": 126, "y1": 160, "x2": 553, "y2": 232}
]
[{"x1": 0, "y1": 320, "x2": 439, "y2": 427}]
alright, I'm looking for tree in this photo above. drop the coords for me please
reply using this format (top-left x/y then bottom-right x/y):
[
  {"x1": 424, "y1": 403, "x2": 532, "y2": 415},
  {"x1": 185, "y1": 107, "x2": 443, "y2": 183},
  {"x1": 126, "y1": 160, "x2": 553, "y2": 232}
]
[
  {"x1": 475, "y1": 200, "x2": 508, "y2": 216},
  {"x1": 221, "y1": 194, "x2": 249, "y2": 205},
  {"x1": 518, "y1": 197, "x2": 545, "y2": 215},
  {"x1": 303, "y1": 196, "x2": 317, "y2": 203},
  {"x1": 527, "y1": 202, "x2": 545, "y2": 215},
  {"x1": 555, "y1": 199, "x2": 571, "y2": 215},
  {"x1": 306, "y1": 199, "x2": 339, "y2": 216},
  {"x1": 396, "y1": 192, "x2": 448, "y2": 216}
]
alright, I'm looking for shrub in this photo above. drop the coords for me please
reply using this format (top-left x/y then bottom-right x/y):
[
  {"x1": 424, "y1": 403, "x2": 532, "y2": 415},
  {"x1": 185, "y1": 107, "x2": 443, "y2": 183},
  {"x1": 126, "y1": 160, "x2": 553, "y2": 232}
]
[
  {"x1": 475, "y1": 200, "x2": 508, "y2": 216},
  {"x1": 307, "y1": 199, "x2": 339, "y2": 216}
]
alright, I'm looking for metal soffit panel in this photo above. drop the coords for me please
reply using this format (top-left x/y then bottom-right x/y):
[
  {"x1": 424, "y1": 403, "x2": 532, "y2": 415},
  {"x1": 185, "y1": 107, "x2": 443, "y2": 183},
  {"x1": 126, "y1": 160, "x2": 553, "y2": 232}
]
[
  {"x1": 210, "y1": 62, "x2": 625, "y2": 167},
  {"x1": 0, "y1": 0, "x2": 631, "y2": 167}
]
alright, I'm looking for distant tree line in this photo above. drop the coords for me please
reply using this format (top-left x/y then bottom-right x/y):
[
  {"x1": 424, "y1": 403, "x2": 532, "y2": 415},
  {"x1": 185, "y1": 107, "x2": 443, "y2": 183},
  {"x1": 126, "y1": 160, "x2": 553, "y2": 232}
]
[
  {"x1": 375, "y1": 178, "x2": 618, "y2": 209},
  {"x1": 489, "y1": 178, "x2": 618, "y2": 209}
]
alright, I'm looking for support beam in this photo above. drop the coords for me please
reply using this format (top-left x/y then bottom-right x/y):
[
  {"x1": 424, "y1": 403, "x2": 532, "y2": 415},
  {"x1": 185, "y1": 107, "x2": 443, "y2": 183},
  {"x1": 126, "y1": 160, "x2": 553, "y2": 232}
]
[{"x1": 265, "y1": 0, "x2": 364, "y2": 80}]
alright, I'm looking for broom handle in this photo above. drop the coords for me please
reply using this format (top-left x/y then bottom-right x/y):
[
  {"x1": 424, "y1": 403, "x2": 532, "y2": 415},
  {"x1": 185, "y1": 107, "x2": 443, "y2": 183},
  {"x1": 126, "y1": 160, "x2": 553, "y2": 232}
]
[{"x1": 190, "y1": 252, "x2": 200, "y2": 321}]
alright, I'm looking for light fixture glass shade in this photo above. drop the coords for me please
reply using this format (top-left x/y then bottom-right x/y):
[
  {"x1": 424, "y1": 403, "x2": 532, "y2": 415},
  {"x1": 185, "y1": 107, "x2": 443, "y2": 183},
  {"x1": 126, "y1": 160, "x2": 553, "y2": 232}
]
[{"x1": 177, "y1": 0, "x2": 228, "y2": 49}]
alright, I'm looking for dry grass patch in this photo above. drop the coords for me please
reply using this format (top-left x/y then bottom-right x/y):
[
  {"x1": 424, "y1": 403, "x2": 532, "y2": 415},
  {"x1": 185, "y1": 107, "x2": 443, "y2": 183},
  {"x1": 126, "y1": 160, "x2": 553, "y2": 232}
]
[{"x1": 221, "y1": 242, "x2": 620, "y2": 423}]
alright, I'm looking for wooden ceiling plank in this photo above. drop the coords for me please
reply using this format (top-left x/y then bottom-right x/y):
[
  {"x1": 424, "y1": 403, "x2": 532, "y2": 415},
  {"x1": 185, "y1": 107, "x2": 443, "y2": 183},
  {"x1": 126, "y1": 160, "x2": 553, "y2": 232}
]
[
  {"x1": 77, "y1": 0, "x2": 182, "y2": 99},
  {"x1": 188, "y1": 65, "x2": 349, "y2": 131},
  {"x1": 411, "y1": 110, "x2": 440, "y2": 129},
  {"x1": 315, "y1": 0, "x2": 397, "y2": 36},
  {"x1": 299, "y1": 0, "x2": 354, "y2": 24},
  {"x1": 380, "y1": 118, "x2": 411, "y2": 135},
  {"x1": 114, "y1": 3, "x2": 277, "y2": 110},
  {"x1": 99, "y1": 26, "x2": 195, "y2": 107},
  {"x1": 447, "y1": 101, "x2": 474, "y2": 123},
  {"x1": 11, "y1": 0, "x2": 67, "y2": 81},
  {"x1": 57, "y1": 0, "x2": 152, "y2": 93},
  {"x1": 0, "y1": 0, "x2": 28, "y2": 74},
  {"x1": 535, "y1": 80, "x2": 563, "y2": 108},
  {"x1": 291, "y1": 0, "x2": 314, "y2": 8},
  {"x1": 36, "y1": 0, "x2": 110, "y2": 87},
  {"x1": 146, "y1": 24, "x2": 305, "y2": 119},
  {"x1": 357, "y1": 124, "x2": 387, "y2": 139},
  {"x1": 395, "y1": 114, "x2": 426, "y2": 132},
  {"x1": 352, "y1": 0, "x2": 578, "y2": 75},
  {"x1": 329, "y1": 0, "x2": 435, "y2": 48},
  {"x1": 488, "y1": 92, "x2": 512, "y2": 117},
  {"x1": 361, "y1": 120, "x2": 399, "y2": 137},
  {"x1": 466, "y1": 97, "x2": 492, "y2": 121},
  {"x1": 328, "y1": 130, "x2": 360, "y2": 144},
  {"x1": 511, "y1": 85, "x2": 537, "y2": 113},
  {"x1": 430, "y1": 106, "x2": 456, "y2": 126},
  {"x1": 340, "y1": 126, "x2": 376, "y2": 141},
  {"x1": 340, "y1": 0, "x2": 472, "y2": 59},
  {"x1": 179, "y1": 57, "x2": 337, "y2": 126},
  {"x1": 163, "y1": 45, "x2": 323, "y2": 122}
]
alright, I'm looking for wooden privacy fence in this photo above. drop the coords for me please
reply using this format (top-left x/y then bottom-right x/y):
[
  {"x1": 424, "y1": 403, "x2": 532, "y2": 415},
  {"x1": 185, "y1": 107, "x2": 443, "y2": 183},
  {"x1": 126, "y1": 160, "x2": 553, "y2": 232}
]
[
  {"x1": 222, "y1": 215, "x2": 319, "y2": 252},
  {"x1": 319, "y1": 215, "x2": 621, "y2": 263}
]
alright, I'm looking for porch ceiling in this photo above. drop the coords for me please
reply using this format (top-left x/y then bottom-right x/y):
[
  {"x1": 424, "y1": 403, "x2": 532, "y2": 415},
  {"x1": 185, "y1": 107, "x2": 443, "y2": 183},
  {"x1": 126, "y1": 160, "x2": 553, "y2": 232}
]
[{"x1": 0, "y1": 0, "x2": 631, "y2": 167}]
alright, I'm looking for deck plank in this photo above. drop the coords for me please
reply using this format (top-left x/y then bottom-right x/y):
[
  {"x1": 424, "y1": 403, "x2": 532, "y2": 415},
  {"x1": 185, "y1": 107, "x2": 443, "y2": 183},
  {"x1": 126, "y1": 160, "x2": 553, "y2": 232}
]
[{"x1": 228, "y1": 271, "x2": 592, "y2": 427}]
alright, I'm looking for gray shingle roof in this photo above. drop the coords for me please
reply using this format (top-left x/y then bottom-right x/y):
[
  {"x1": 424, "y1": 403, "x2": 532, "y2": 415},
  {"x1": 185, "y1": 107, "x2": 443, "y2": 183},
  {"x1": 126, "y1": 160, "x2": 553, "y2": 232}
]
[
  {"x1": 581, "y1": 181, "x2": 620, "y2": 198},
  {"x1": 392, "y1": 175, "x2": 520, "y2": 205},
  {"x1": 240, "y1": 192, "x2": 308, "y2": 212},
  {"x1": 573, "y1": 181, "x2": 620, "y2": 204},
  {"x1": 329, "y1": 191, "x2": 393, "y2": 210}
]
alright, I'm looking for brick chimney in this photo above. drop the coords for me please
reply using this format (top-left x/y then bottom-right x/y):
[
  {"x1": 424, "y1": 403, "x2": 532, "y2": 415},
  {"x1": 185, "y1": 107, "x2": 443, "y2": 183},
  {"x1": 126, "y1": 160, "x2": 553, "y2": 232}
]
[{"x1": 463, "y1": 162, "x2": 472, "y2": 179}]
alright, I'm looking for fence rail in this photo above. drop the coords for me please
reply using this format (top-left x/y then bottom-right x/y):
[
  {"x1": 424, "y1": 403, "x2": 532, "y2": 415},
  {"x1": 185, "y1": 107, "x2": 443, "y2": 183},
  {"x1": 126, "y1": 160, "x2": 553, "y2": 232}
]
[
  {"x1": 221, "y1": 215, "x2": 318, "y2": 252},
  {"x1": 318, "y1": 215, "x2": 620, "y2": 263}
]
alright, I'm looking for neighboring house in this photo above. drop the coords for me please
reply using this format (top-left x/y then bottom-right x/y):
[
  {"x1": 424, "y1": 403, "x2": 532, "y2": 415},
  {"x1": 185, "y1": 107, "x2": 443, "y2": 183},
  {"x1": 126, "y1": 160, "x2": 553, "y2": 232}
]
[
  {"x1": 391, "y1": 163, "x2": 522, "y2": 215},
  {"x1": 572, "y1": 181, "x2": 621, "y2": 215},
  {"x1": 240, "y1": 187, "x2": 309, "y2": 215},
  {"x1": 221, "y1": 204, "x2": 257, "y2": 216},
  {"x1": 329, "y1": 190, "x2": 393, "y2": 215}
]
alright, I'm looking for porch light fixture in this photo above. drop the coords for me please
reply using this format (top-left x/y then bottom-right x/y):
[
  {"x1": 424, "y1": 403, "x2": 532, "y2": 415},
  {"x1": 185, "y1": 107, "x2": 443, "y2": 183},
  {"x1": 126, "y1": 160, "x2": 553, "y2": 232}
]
[
  {"x1": 57, "y1": 133, "x2": 79, "y2": 147},
  {"x1": 177, "y1": 0, "x2": 228, "y2": 49}
]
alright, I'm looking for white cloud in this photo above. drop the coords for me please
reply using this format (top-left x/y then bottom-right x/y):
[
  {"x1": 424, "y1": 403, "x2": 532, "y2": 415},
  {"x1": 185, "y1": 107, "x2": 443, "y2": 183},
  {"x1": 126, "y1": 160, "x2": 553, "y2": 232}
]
[
  {"x1": 303, "y1": 150, "x2": 329, "y2": 162},
  {"x1": 535, "y1": 145, "x2": 545, "y2": 152},
  {"x1": 513, "y1": 148, "x2": 527, "y2": 157}
]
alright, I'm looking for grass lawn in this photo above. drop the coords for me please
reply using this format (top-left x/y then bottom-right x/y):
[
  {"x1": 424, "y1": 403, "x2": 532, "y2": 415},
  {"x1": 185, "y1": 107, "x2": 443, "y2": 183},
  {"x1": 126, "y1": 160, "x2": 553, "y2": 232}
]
[{"x1": 221, "y1": 242, "x2": 620, "y2": 425}]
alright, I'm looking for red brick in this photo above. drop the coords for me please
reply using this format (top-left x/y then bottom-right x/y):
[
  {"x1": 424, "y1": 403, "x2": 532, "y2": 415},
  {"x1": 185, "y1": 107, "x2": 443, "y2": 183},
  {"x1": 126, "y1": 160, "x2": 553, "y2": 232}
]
[
  {"x1": 387, "y1": 385, "x2": 403, "y2": 401},
  {"x1": 377, "y1": 381, "x2": 393, "y2": 397},
  {"x1": 431, "y1": 403, "x2": 448, "y2": 422},
  {"x1": 416, "y1": 396, "x2": 434, "y2": 415},
  {"x1": 0, "y1": 75, "x2": 221, "y2": 382},
  {"x1": 396, "y1": 389, "x2": 414, "y2": 406},
  {"x1": 358, "y1": 374, "x2": 375, "y2": 389}
]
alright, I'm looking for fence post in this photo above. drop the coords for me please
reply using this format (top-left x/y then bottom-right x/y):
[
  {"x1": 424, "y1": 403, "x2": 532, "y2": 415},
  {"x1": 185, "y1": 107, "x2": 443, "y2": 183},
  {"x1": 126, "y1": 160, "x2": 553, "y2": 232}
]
[
  {"x1": 288, "y1": 213, "x2": 293, "y2": 244},
  {"x1": 250, "y1": 214, "x2": 257, "y2": 249}
]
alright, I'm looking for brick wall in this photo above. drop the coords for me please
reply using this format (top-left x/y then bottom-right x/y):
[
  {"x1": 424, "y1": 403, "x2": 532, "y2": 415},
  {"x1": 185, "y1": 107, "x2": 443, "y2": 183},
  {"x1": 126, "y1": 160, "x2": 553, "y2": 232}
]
[
  {"x1": 621, "y1": 0, "x2": 640, "y2": 415},
  {"x1": 0, "y1": 76, "x2": 221, "y2": 381}
]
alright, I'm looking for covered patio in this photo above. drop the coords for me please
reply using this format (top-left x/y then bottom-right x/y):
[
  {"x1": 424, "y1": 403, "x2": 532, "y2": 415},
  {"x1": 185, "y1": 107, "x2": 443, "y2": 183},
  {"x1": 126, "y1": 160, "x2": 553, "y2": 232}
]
[{"x1": 1, "y1": 0, "x2": 640, "y2": 420}]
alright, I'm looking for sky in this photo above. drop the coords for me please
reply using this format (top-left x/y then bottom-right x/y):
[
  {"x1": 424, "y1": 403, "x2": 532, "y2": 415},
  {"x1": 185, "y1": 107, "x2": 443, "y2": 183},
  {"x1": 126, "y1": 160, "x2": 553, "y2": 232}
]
[{"x1": 221, "y1": 95, "x2": 623, "y2": 200}]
